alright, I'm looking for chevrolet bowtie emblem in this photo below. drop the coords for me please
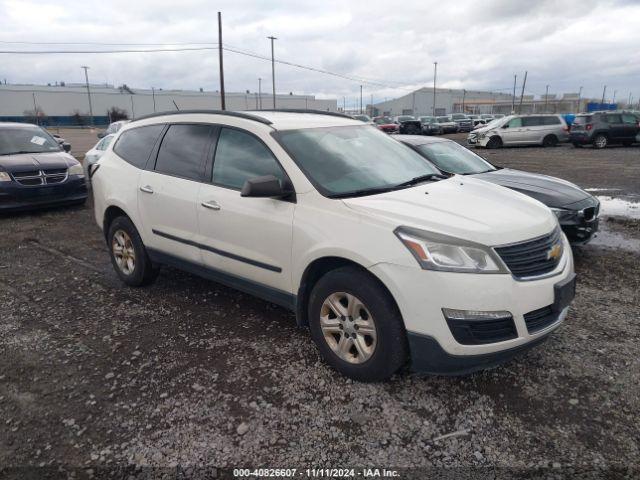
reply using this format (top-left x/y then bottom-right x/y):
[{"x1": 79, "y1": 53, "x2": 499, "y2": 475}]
[{"x1": 547, "y1": 242, "x2": 562, "y2": 261}]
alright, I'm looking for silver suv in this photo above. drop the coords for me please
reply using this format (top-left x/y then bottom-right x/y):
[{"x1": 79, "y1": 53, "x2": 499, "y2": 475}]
[{"x1": 468, "y1": 114, "x2": 569, "y2": 148}]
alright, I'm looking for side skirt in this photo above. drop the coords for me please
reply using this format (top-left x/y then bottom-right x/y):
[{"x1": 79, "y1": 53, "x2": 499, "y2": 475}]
[{"x1": 147, "y1": 248, "x2": 297, "y2": 311}]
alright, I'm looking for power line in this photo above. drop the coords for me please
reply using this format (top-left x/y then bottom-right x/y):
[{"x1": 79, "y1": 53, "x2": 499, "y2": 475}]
[
  {"x1": 0, "y1": 46, "x2": 219, "y2": 54},
  {"x1": 0, "y1": 40, "x2": 218, "y2": 46}
]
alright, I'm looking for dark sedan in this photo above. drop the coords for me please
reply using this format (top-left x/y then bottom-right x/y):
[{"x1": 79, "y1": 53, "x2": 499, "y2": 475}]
[
  {"x1": 396, "y1": 135, "x2": 599, "y2": 245},
  {"x1": 0, "y1": 123, "x2": 88, "y2": 212}
]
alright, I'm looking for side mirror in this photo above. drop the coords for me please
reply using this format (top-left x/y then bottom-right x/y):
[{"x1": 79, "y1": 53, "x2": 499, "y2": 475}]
[
  {"x1": 62, "y1": 143, "x2": 72, "y2": 153},
  {"x1": 502, "y1": 124, "x2": 509, "y2": 129},
  {"x1": 97, "y1": 132, "x2": 106, "y2": 139},
  {"x1": 240, "y1": 175, "x2": 293, "y2": 199}
]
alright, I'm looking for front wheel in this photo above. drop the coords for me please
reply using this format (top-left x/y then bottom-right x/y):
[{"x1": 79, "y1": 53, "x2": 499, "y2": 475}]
[
  {"x1": 486, "y1": 136, "x2": 503, "y2": 149},
  {"x1": 308, "y1": 267, "x2": 408, "y2": 382},
  {"x1": 107, "y1": 216, "x2": 159, "y2": 287}
]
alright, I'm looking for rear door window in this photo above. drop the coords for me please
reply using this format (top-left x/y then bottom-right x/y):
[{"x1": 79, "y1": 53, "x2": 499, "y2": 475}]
[
  {"x1": 154, "y1": 124, "x2": 214, "y2": 181},
  {"x1": 522, "y1": 117, "x2": 543, "y2": 127},
  {"x1": 543, "y1": 116, "x2": 561, "y2": 125},
  {"x1": 113, "y1": 125, "x2": 165, "y2": 169}
]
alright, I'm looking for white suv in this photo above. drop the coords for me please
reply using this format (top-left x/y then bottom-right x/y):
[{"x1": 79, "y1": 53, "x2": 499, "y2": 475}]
[{"x1": 91, "y1": 110, "x2": 576, "y2": 381}]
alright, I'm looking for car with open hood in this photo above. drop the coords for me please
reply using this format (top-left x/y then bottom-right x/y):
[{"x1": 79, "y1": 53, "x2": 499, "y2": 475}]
[
  {"x1": 0, "y1": 122, "x2": 87, "y2": 211},
  {"x1": 91, "y1": 109, "x2": 575, "y2": 381},
  {"x1": 397, "y1": 135, "x2": 599, "y2": 244}
]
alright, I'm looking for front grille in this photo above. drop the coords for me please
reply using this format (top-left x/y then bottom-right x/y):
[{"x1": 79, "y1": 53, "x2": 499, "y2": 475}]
[
  {"x1": 524, "y1": 305, "x2": 558, "y2": 334},
  {"x1": 11, "y1": 169, "x2": 68, "y2": 186},
  {"x1": 495, "y1": 228, "x2": 563, "y2": 279},
  {"x1": 446, "y1": 316, "x2": 518, "y2": 345}
]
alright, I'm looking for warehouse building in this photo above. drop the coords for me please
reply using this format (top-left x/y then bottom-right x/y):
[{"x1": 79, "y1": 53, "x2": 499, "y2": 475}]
[
  {"x1": 371, "y1": 88, "x2": 514, "y2": 117},
  {"x1": 0, "y1": 83, "x2": 338, "y2": 126}
]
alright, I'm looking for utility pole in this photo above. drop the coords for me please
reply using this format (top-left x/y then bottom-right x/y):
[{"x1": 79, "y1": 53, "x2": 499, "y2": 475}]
[
  {"x1": 258, "y1": 78, "x2": 262, "y2": 109},
  {"x1": 218, "y1": 12, "x2": 226, "y2": 110},
  {"x1": 81, "y1": 66, "x2": 94, "y2": 126},
  {"x1": 432, "y1": 61, "x2": 438, "y2": 115},
  {"x1": 267, "y1": 36, "x2": 277, "y2": 108},
  {"x1": 612, "y1": 89, "x2": 617, "y2": 105},
  {"x1": 32, "y1": 92, "x2": 38, "y2": 125},
  {"x1": 462, "y1": 89, "x2": 466, "y2": 113},
  {"x1": 370, "y1": 94, "x2": 373, "y2": 116},
  {"x1": 601, "y1": 85, "x2": 607, "y2": 107},
  {"x1": 518, "y1": 71, "x2": 527, "y2": 114},
  {"x1": 544, "y1": 85, "x2": 549, "y2": 113},
  {"x1": 628, "y1": 92, "x2": 633, "y2": 108},
  {"x1": 577, "y1": 86, "x2": 583, "y2": 112},
  {"x1": 360, "y1": 85, "x2": 363, "y2": 114},
  {"x1": 511, "y1": 74, "x2": 517, "y2": 113},
  {"x1": 343, "y1": 96, "x2": 346, "y2": 112},
  {"x1": 151, "y1": 87, "x2": 156, "y2": 112}
]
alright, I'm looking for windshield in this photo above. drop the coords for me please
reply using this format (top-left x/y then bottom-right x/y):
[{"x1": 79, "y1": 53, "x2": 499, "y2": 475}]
[
  {"x1": 353, "y1": 115, "x2": 371, "y2": 122},
  {"x1": 374, "y1": 117, "x2": 393, "y2": 124},
  {"x1": 397, "y1": 116, "x2": 415, "y2": 121},
  {"x1": 0, "y1": 126, "x2": 61, "y2": 155},
  {"x1": 415, "y1": 141, "x2": 496, "y2": 174},
  {"x1": 436, "y1": 117, "x2": 450, "y2": 123},
  {"x1": 484, "y1": 118, "x2": 504, "y2": 129},
  {"x1": 275, "y1": 125, "x2": 440, "y2": 197},
  {"x1": 451, "y1": 114, "x2": 467, "y2": 120}
]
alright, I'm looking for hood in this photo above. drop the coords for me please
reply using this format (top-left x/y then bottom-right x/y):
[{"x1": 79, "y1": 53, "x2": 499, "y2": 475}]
[
  {"x1": 0, "y1": 151, "x2": 78, "y2": 172},
  {"x1": 471, "y1": 168, "x2": 591, "y2": 208},
  {"x1": 342, "y1": 176, "x2": 557, "y2": 246}
]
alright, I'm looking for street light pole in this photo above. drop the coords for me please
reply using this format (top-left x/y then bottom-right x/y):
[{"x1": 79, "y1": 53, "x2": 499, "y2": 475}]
[
  {"x1": 577, "y1": 86, "x2": 583, "y2": 112},
  {"x1": 218, "y1": 12, "x2": 226, "y2": 110},
  {"x1": 81, "y1": 66, "x2": 94, "y2": 126},
  {"x1": 258, "y1": 78, "x2": 262, "y2": 110},
  {"x1": 544, "y1": 85, "x2": 549, "y2": 113},
  {"x1": 151, "y1": 87, "x2": 156, "y2": 112},
  {"x1": 360, "y1": 85, "x2": 363, "y2": 114},
  {"x1": 601, "y1": 85, "x2": 607, "y2": 106},
  {"x1": 432, "y1": 61, "x2": 438, "y2": 115},
  {"x1": 511, "y1": 74, "x2": 517, "y2": 113},
  {"x1": 267, "y1": 36, "x2": 277, "y2": 108}
]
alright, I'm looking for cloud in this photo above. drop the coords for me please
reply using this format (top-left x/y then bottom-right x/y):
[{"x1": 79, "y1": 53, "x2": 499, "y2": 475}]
[{"x1": 0, "y1": 0, "x2": 639, "y2": 103}]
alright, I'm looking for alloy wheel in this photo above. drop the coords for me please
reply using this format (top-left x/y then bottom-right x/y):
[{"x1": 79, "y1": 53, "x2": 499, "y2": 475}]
[
  {"x1": 319, "y1": 292, "x2": 377, "y2": 364},
  {"x1": 112, "y1": 229, "x2": 136, "y2": 275}
]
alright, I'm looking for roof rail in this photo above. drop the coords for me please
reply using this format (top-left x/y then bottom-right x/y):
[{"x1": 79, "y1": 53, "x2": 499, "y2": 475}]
[
  {"x1": 131, "y1": 109, "x2": 273, "y2": 125},
  {"x1": 257, "y1": 108, "x2": 353, "y2": 119}
]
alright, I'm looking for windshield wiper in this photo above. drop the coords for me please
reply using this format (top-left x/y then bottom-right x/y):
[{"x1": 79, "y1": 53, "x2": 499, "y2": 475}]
[
  {"x1": 328, "y1": 185, "x2": 400, "y2": 199},
  {"x1": 0, "y1": 150, "x2": 48, "y2": 156},
  {"x1": 393, "y1": 173, "x2": 447, "y2": 188}
]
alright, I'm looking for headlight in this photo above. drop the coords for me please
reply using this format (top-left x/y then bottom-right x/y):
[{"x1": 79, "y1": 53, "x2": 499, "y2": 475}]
[
  {"x1": 0, "y1": 171, "x2": 11, "y2": 182},
  {"x1": 68, "y1": 164, "x2": 85, "y2": 177},
  {"x1": 550, "y1": 208, "x2": 575, "y2": 222},
  {"x1": 395, "y1": 227, "x2": 507, "y2": 273}
]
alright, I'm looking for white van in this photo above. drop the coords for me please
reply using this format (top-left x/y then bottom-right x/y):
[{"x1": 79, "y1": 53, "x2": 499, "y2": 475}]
[{"x1": 468, "y1": 114, "x2": 569, "y2": 148}]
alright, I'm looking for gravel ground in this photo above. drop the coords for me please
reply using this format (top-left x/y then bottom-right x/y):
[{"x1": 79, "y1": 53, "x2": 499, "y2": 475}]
[{"x1": 1, "y1": 137, "x2": 639, "y2": 478}]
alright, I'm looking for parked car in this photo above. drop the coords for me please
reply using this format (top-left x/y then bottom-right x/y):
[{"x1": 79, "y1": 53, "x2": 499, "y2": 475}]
[
  {"x1": 92, "y1": 110, "x2": 575, "y2": 381},
  {"x1": 397, "y1": 135, "x2": 599, "y2": 245},
  {"x1": 373, "y1": 116, "x2": 399, "y2": 134},
  {"x1": 435, "y1": 116, "x2": 459, "y2": 134},
  {"x1": 468, "y1": 114, "x2": 569, "y2": 148},
  {"x1": 84, "y1": 134, "x2": 115, "y2": 177},
  {"x1": 418, "y1": 116, "x2": 442, "y2": 135},
  {"x1": 0, "y1": 122, "x2": 87, "y2": 211},
  {"x1": 393, "y1": 115, "x2": 422, "y2": 135},
  {"x1": 352, "y1": 114, "x2": 375, "y2": 125},
  {"x1": 98, "y1": 120, "x2": 130, "y2": 139},
  {"x1": 450, "y1": 113, "x2": 473, "y2": 132},
  {"x1": 569, "y1": 111, "x2": 640, "y2": 148}
]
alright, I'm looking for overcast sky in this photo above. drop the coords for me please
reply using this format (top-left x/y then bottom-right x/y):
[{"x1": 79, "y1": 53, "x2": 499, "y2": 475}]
[{"x1": 1, "y1": 0, "x2": 639, "y2": 106}]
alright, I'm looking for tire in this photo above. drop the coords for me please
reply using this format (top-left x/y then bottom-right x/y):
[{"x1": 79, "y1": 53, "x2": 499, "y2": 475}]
[
  {"x1": 308, "y1": 266, "x2": 408, "y2": 382},
  {"x1": 572, "y1": 142, "x2": 583, "y2": 148},
  {"x1": 107, "y1": 216, "x2": 158, "y2": 287},
  {"x1": 486, "y1": 136, "x2": 503, "y2": 149},
  {"x1": 592, "y1": 134, "x2": 608, "y2": 149},
  {"x1": 542, "y1": 135, "x2": 558, "y2": 147}
]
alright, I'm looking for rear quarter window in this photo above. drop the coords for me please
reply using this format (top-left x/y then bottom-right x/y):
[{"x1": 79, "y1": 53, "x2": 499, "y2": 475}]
[{"x1": 113, "y1": 125, "x2": 165, "y2": 169}]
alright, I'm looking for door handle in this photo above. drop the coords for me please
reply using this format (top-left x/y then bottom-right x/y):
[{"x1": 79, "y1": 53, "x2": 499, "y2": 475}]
[
  {"x1": 201, "y1": 200, "x2": 221, "y2": 211},
  {"x1": 140, "y1": 185, "x2": 154, "y2": 194}
]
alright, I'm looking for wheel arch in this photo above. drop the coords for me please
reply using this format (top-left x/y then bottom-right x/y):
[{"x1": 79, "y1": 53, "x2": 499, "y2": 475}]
[
  {"x1": 295, "y1": 256, "x2": 402, "y2": 329},
  {"x1": 103, "y1": 205, "x2": 135, "y2": 241}
]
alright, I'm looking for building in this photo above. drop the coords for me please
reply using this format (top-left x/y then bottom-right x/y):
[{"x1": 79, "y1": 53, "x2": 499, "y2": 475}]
[
  {"x1": 371, "y1": 88, "x2": 514, "y2": 117},
  {"x1": 0, "y1": 83, "x2": 338, "y2": 126}
]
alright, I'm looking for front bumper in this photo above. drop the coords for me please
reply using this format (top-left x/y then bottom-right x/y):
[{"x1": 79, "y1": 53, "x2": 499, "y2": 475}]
[
  {"x1": 557, "y1": 197, "x2": 600, "y2": 245},
  {"x1": 369, "y1": 234, "x2": 575, "y2": 373},
  {"x1": 0, "y1": 176, "x2": 88, "y2": 211}
]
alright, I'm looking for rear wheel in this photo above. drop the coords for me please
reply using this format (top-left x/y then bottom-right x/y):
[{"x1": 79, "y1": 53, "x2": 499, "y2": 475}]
[
  {"x1": 542, "y1": 134, "x2": 558, "y2": 147},
  {"x1": 592, "y1": 134, "x2": 608, "y2": 149},
  {"x1": 308, "y1": 266, "x2": 408, "y2": 382},
  {"x1": 107, "y1": 216, "x2": 158, "y2": 287},
  {"x1": 486, "y1": 136, "x2": 503, "y2": 149}
]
